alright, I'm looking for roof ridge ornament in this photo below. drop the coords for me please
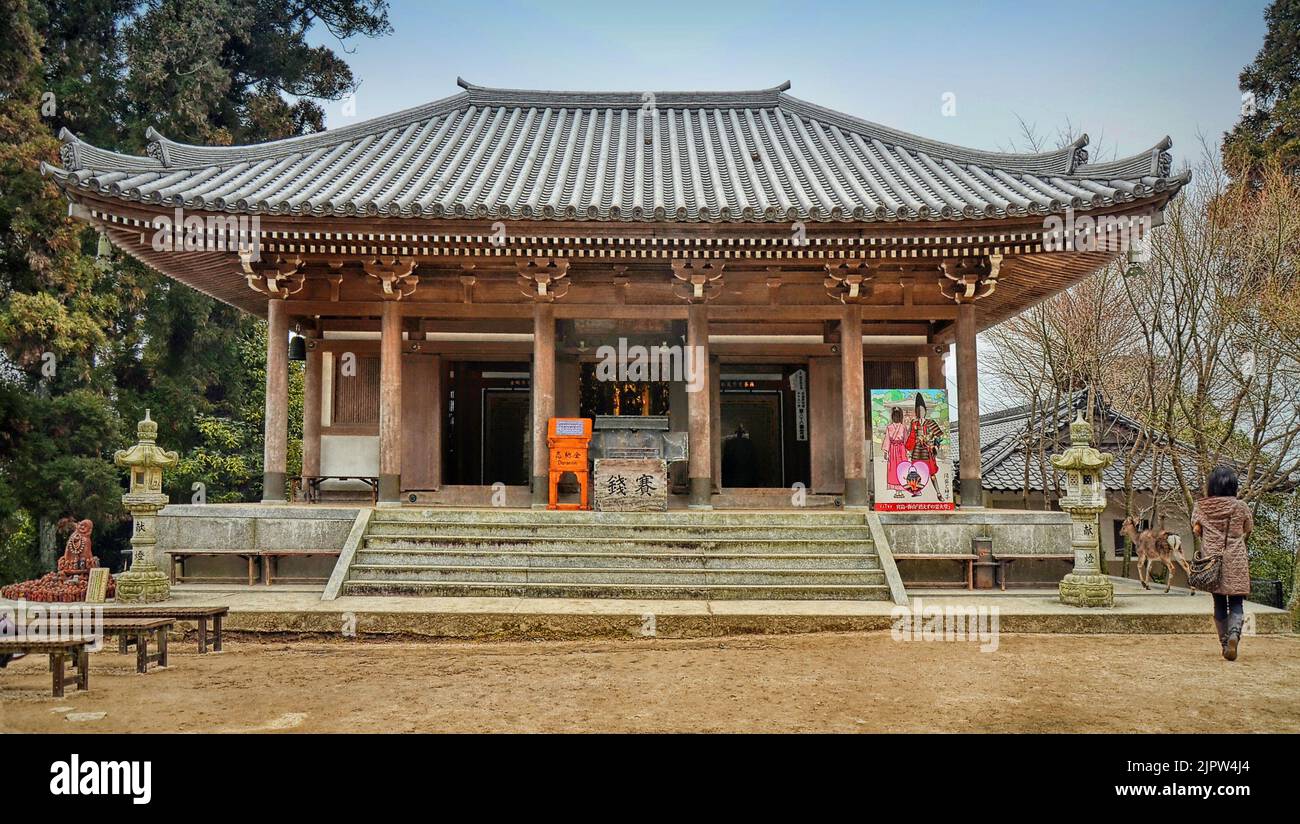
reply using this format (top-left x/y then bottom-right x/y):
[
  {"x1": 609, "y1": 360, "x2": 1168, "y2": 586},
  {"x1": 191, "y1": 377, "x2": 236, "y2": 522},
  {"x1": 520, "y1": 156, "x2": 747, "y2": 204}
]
[
  {"x1": 1068, "y1": 134, "x2": 1090, "y2": 173},
  {"x1": 57, "y1": 127, "x2": 81, "y2": 170},
  {"x1": 144, "y1": 126, "x2": 172, "y2": 167}
]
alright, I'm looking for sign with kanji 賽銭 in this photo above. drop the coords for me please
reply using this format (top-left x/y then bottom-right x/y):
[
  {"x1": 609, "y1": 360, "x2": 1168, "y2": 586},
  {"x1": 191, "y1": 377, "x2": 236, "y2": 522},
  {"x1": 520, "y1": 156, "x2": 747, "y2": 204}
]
[{"x1": 593, "y1": 459, "x2": 667, "y2": 512}]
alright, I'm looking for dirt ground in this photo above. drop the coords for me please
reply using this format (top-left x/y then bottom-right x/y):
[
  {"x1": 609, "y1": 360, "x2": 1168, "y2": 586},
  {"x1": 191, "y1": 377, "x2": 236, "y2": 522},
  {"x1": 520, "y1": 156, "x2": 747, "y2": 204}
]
[{"x1": 3, "y1": 632, "x2": 1298, "y2": 733}]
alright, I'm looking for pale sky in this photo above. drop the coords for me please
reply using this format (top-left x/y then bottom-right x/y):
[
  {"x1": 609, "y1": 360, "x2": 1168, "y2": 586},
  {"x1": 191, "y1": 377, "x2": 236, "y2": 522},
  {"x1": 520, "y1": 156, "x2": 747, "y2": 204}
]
[{"x1": 311, "y1": 0, "x2": 1271, "y2": 414}]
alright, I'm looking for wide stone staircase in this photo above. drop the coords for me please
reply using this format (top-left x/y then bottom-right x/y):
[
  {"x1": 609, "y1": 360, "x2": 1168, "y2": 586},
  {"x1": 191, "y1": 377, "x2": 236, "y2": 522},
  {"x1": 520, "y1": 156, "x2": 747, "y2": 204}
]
[{"x1": 340, "y1": 509, "x2": 890, "y2": 600}]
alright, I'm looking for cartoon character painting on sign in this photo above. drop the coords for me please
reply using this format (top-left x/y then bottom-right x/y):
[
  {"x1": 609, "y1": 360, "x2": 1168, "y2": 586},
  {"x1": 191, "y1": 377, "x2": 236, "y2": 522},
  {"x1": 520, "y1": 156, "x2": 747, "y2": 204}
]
[{"x1": 871, "y1": 389, "x2": 954, "y2": 511}]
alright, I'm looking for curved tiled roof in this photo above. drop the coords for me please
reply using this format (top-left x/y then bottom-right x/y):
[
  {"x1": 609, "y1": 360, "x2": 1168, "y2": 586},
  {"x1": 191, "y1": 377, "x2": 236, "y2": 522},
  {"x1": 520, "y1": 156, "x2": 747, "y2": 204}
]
[{"x1": 43, "y1": 78, "x2": 1188, "y2": 223}]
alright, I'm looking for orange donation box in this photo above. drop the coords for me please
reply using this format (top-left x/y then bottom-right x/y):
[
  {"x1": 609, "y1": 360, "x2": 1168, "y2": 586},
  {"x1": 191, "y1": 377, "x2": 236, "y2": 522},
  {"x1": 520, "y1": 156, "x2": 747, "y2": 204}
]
[{"x1": 547, "y1": 417, "x2": 593, "y2": 510}]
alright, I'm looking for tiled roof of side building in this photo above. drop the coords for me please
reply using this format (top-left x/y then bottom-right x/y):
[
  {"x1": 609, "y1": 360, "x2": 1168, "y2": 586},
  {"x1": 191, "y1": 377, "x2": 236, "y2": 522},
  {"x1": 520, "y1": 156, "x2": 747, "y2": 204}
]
[
  {"x1": 42, "y1": 78, "x2": 1188, "y2": 224},
  {"x1": 951, "y1": 393, "x2": 1203, "y2": 494}
]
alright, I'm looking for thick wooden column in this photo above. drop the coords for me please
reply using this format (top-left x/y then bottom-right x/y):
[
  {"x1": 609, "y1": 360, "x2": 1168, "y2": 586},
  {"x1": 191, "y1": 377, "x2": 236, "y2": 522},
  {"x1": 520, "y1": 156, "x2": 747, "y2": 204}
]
[
  {"x1": 302, "y1": 337, "x2": 322, "y2": 482},
  {"x1": 809, "y1": 357, "x2": 843, "y2": 494},
  {"x1": 401, "y1": 346, "x2": 441, "y2": 491},
  {"x1": 378, "y1": 301, "x2": 403, "y2": 505},
  {"x1": 840, "y1": 303, "x2": 868, "y2": 507},
  {"x1": 955, "y1": 302, "x2": 982, "y2": 507},
  {"x1": 261, "y1": 298, "x2": 289, "y2": 502},
  {"x1": 926, "y1": 346, "x2": 948, "y2": 394},
  {"x1": 687, "y1": 303, "x2": 712, "y2": 508},
  {"x1": 531, "y1": 302, "x2": 556, "y2": 508}
]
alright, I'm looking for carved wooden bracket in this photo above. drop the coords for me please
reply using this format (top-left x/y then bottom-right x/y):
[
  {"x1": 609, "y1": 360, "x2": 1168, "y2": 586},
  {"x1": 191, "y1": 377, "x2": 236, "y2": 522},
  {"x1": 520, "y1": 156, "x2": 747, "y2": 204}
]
[
  {"x1": 517, "y1": 258, "x2": 570, "y2": 301},
  {"x1": 242, "y1": 251, "x2": 306, "y2": 298},
  {"x1": 671, "y1": 259, "x2": 724, "y2": 303},
  {"x1": 939, "y1": 254, "x2": 1003, "y2": 303},
  {"x1": 325, "y1": 260, "x2": 345, "y2": 302},
  {"x1": 823, "y1": 260, "x2": 873, "y2": 303},
  {"x1": 364, "y1": 256, "x2": 419, "y2": 300}
]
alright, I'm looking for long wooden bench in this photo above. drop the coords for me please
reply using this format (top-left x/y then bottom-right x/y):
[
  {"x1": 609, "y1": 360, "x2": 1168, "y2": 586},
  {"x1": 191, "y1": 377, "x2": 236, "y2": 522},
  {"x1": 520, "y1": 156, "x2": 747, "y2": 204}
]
[
  {"x1": 26, "y1": 618, "x2": 173, "y2": 673},
  {"x1": 108, "y1": 618, "x2": 172, "y2": 672},
  {"x1": 992, "y1": 553, "x2": 1076, "y2": 590},
  {"x1": 169, "y1": 550, "x2": 260, "y2": 585},
  {"x1": 0, "y1": 638, "x2": 91, "y2": 697},
  {"x1": 892, "y1": 553, "x2": 977, "y2": 590},
  {"x1": 260, "y1": 550, "x2": 340, "y2": 585},
  {"x1": 292, "y1": 475, "x2": 378, "y2": 503},
  {"x1": 169, "y1": 550, "x2": 339, "y2": 587},
  {"x1": 100, "y1": 606, "x2": 228, "y2": 653}
]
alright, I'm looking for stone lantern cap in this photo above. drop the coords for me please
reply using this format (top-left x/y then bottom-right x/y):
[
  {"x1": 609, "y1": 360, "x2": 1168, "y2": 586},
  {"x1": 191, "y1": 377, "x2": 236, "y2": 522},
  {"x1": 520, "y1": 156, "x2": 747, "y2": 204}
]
[
  {"x1": 1050, "y1": 411, "x2": 1113, "y2": 473},
  {"x1": 114, "y1": 409, "x2": 179, "y2": 472}
]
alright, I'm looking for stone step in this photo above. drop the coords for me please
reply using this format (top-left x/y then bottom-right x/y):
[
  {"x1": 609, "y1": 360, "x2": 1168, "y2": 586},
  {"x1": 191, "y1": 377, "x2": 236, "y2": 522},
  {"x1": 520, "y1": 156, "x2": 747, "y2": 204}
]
[
  {"x1": 361, "y1": 534, "x2": 873, "y2": 554},
  {"x1": 340, "y1": 580, "x2": 891, "y2": 600},
  {"x1": 364, "y1": 522, "x2": 873, "y2": 541},
  {"x1": 353, "y1": 548, "x2": 880, "y2": 570},
  {"x1": 347, "y1": 564, "x2": 886, "y2": 586},
  {"x1": 369, "y1": 509, "x2": 869, "y2": 527}
]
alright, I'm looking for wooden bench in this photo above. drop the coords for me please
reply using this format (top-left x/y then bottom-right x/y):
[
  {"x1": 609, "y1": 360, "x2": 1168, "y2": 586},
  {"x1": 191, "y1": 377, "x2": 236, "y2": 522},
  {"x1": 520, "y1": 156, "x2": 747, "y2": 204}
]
[
  {"x1": 108, "y1": 618, "x2": 172, "y2": 672},
  {"x1": 169, "y1": 550, "x2": 260, "y2": 585},
  {"x1": 0, "y1": 638, "x2": 91, "y2": 697},
  {"x1": 992, "y1": 553, "x2": 1076, "y2": 590},
  {"x1": 892, "y1": 553, "x2": 977, "y2": 590},
  {"x1": 101, "y1": 606, "x2": 228, "y2": 654},
  {"x1": 26, "y1": 618, "x2": 173, "y2": 673},
  {"x1": 260, "y1": 550, "x2": 340, "y2": 585},
  {"x1": 292, "y1": 475, "x2": 378, "y2": 503}
]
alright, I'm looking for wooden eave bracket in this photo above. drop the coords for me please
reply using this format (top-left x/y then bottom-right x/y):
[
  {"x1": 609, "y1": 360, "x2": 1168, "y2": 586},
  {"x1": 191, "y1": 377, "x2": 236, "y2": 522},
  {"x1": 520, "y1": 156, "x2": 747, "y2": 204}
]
[
  {"x1": 823, "y1": 259, "x2": 873, "y2": 303},
  {"x1": 939, "y1": 253, "x2": 1003, "y2": 303},
  {"x1": 364, "y1": 255, "x2": 419, "y2": 300},
  {"x1": 670, "y1": 258, "x2": 724, "y2": 303},
  {"x1": 241, "y1": 251, "x2": 306, "y2": 298},
  {"x1": 517, "y1": 257, "x2": 571, "y2": 302}
]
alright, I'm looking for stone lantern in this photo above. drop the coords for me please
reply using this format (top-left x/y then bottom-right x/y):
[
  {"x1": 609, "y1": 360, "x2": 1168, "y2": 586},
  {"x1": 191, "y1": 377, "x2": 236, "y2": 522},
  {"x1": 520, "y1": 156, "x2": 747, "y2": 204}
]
[
  {"x1": 1052, "y1": 411, "x2": 1114, "y2": 608},
  {"x1": 113, "y1": 409, "x2": 178, "y2": 602}
]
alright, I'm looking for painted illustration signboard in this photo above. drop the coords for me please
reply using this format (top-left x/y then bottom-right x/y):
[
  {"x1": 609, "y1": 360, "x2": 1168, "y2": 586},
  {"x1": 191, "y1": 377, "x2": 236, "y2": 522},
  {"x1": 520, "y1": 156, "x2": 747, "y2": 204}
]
[{"x1": 871, "y1": 388, "x2": 955, "y2": 511}]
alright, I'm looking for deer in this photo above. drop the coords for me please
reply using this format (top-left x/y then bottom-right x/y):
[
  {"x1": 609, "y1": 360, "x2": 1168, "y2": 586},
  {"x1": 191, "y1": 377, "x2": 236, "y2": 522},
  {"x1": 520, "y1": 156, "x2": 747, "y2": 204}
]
[{"x1": 1119, "y1": 515, "x2": 1194, "y2": 594}]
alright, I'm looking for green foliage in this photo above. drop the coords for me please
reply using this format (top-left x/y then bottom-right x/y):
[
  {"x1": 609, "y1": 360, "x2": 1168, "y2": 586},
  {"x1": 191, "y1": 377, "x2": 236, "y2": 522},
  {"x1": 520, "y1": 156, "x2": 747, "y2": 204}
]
[
  {"x1": 0, "y1": 0, "x2": 389, "y2": 580},
  {"x1": 1225, "y1": 0, "x2": 1300, "y2": 180},
  {"x1": 0, "y1": 510, "x2": 41, "y2": 586},
  {"x1": 1247, "y1": 494, "x2": 1298, "y2": 605}
]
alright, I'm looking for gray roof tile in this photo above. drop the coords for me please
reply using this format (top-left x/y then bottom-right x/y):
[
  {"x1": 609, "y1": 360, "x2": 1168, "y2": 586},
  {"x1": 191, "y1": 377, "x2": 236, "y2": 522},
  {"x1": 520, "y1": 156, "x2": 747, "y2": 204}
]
[{"x1": 44, "y1": 79, "x2": 1187, "y2": 223}]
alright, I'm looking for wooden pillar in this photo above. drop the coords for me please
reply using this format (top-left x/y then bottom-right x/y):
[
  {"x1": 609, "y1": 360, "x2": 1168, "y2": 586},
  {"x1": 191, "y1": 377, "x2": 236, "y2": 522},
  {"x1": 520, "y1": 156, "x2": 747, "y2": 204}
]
[
  {"x1": 926, "y1": 346, "x2": 948, "y2": 394},
  {"x1": 710, "y1": 355, "x2": 721, "y2": 493},
  {"x1": 687, "y1": 303, "x2": 712, "y2": 508},
  {"x1": 401, "y1": 345, "x2": 441, "y2": 491},
  {"x1": 531, "y1": 302, "x2": 556, "y2": 508},
  {"x1": 378, "y1": 301, "x2": 402, "y2": 505},
  {"x1": 261, "y1": 298, "x2": 289, "y2": 502},
  {"x1": 956, "y1": 302, "x2": 982, "y2": 508},
  {"x1": 429, "y1": 354, "x2": 442, "y2": 489},
  {"x1": 840, "y1": 303, "x2": 868, "y2": 507},
  {"x1": 809, "y1": 357, "x2": 843, "y2": 494},
  {"x1": 302, "y1": 337, "x2": 323, "y2": 482}
]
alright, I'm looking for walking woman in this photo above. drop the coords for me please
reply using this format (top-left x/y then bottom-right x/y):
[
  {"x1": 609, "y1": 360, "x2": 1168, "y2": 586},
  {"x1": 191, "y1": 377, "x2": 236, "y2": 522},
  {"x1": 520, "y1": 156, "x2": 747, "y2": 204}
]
[{"x1": 1191, "y1": 465, "x2": 1253, "y2": 661}]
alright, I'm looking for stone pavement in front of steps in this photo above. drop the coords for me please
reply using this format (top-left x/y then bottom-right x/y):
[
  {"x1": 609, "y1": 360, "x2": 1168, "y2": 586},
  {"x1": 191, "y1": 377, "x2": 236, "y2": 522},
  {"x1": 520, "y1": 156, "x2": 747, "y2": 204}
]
[{"x1": 35, "y1": 576, "x2": 1284, "y2": 640}]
